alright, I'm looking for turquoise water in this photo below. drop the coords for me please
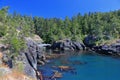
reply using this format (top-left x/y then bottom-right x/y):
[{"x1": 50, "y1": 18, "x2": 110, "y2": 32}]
[{"x1": 38, "y1": 51, "x2": 120, "y2": 80}]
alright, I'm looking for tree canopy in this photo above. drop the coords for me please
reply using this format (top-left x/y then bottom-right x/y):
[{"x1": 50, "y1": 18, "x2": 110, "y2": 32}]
[
  {"x1": 33, "y1": 11, "x2": 120, "y2": 43},
  {"x1": 0, "y1": 6, "x2": 120, "y2": 45}
]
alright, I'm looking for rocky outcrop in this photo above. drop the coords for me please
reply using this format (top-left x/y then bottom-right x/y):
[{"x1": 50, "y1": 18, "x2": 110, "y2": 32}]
[
  {"x1": 93, "y1": 39, "x2": 120, "y2": 56},
  {"x1": 83, "y1": 35, "x2": 97, "y2": 48},
  {"x1": 83, "y1": 35, "x2": 120, "y2": 56},
  {"x1": 0, "y1": 37, "x2": 45, "y2": 80},
  {"x1": 51, "y1": 39, "x2": 85, "y2": 51},
  {"x1": 23, "y1": 37, "x2": 44, "y2": 79}
]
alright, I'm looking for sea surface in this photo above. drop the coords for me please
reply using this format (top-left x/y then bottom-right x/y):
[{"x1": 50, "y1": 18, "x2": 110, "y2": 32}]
[{"x1": 38, "y1": 51, "x2": 120, "y2": 80}]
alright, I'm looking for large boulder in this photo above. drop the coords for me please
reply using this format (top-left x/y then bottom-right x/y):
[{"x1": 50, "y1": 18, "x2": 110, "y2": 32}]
[
  {"x1": 51, "y1": 39, "x2": 85, "y2": 51},
  {"x1": 51, "y1": 42, "x2": 63, "y2": 50},
  {"x1": 83, "y1": 35, "x2": 97, "y2": 48},
  {"x1": 93, "y1": 39, "x2": 120, "y2": 56}
]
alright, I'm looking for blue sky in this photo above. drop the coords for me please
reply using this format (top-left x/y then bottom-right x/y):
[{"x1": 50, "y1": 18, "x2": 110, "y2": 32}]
[{"x1": 0, "y1": 0, "x2": 120, "y2": 18}]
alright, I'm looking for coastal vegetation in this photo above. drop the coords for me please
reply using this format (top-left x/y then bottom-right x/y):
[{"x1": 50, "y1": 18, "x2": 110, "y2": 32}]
[
  {"x1": 33, "y1": 10, "x2": 120, "y2": 44},
  {"x1": 0, "y1": 6, "x2": 120, "y2": 80},
  {"x1": 0, "y1": 5, "x2": 120, "y2": 64},
  {"x1": 1, "y1": 6, "x2": 120, "y2": 46},
  {"x1": 0, "y1": 6, "x2": 34, "y2": 56}
]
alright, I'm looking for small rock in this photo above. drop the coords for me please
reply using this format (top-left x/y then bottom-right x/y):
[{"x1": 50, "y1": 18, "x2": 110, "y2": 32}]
[{"x1": 51, "y1": 70, "x2": 62, "y2": 79}]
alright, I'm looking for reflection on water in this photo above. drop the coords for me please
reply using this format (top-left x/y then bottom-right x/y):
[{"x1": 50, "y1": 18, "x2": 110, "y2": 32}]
[{"x1": 38, "y1": 51, "x2": 120, "y2": 80}]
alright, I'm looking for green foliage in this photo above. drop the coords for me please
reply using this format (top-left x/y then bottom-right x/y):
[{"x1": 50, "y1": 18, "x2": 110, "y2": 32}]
[
  {"x1": 0, "y1": 6, "x2": 34, "y2": 57},
  {"x1": 1, "y1": 6, "x2": 120, "y2": 47},
  {"x1": 0, "y1": 6, "x2": 9, "y2": 37},
  {"x1": 0, "y1": 25, "x2": 7, "y2": 37},
  {"x1": 4, "y1": 25, "x2": 26, "y2": 56},
  {"x1": 0, "y1": 6, "x2": 9, "y2": 22},
  {"x1": 33, "y1": 10, "x2": 120, "y2": 43}
]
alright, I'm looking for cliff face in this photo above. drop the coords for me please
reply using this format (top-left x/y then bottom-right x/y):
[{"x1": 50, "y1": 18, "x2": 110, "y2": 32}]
[
  {"x1": 0, "y1": 37, "x2": 44, "y2": 80},
  {"x1": 21, "y1": 37, "x2": 44, "y2": 79},
  {"x1": 24, "y1": 38, "x2": 38, "y2": 78}
]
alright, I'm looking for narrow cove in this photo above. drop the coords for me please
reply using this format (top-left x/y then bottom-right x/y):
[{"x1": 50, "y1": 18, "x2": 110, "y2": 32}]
[{"x1": 38, "y1": 51, "x2": 120, "y2": 80}]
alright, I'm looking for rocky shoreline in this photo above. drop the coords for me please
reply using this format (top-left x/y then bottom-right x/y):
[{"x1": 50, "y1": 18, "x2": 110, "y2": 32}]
[
  {"x1": 0, "y1": 37, "x2": 45, "y2": 80},
  {"x1": 0, "y1": 36, "x2": 120, "y2": 80},
  {"x1": 50, "y1": 39, "x2": 85, "y2": 51},
  {"x1": 92, "y1": 42, "x2": 120, "y2": 56},
  {"x1": 48, "y1": 38, "x2": 120, "y2": 57},
  {"x1": 38, "y1": 38, "x2": 120, "y2": 80}
]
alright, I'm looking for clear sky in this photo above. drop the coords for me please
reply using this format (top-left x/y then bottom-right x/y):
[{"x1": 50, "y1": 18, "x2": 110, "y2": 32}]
[{"x1": 0, "y1": 0, "x2": 120, "y2": 18}]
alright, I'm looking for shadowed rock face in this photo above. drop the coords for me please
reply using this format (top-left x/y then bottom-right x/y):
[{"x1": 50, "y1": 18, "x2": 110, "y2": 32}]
[
  {"x1": 23, "y1": 38, "x2": 44, "y2": 79},
  {"x1": 83, "y1": 35, "x2": 97, "y2": 48},
  {"x1": 93, "y1": 40, "x2": 120, "y2": 56},
  {"x1": 0, "y1": 37, "x2": 44, "y2": 79},
  {"x1": 7, "y1": 38, "x2": 39, "y2": 79},
  {"x1": 51, "y1": 39, "x2": 85, "y2": 51},
  {"x1": 3, "y1": 38, "x2": 43, "y2": 79},
  {"x1": 83, "y1": 35, "x2": 120, "y2": 56}
]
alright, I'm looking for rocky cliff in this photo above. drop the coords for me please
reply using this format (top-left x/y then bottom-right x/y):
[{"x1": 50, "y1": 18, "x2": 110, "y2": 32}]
[{"x1": 0, "y1": 37, "x2": 44, "y2": 80}]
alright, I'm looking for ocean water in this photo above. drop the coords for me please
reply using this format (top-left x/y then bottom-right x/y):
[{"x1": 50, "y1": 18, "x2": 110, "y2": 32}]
[{"x1": 38, "y1": 51, "x2": 120, "y2": 80}]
